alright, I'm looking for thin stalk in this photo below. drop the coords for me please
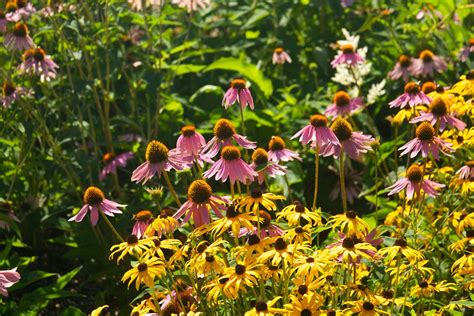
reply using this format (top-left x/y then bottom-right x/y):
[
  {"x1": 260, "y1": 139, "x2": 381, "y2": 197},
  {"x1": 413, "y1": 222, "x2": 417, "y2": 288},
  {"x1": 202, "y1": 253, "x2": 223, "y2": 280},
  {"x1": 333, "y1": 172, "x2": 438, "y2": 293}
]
[
  {"x1": 163, "y1": 171, "x2": 182, "y2": 206},
  {"x1": 312, "y1": 145, "x2": 320, "y2": 211},
  {"x1": 339, "y1": 152, "x2": 348, "y2": 213},
  {"x1": 99, "y1": 209, "x2": 124, "y2": 242}
]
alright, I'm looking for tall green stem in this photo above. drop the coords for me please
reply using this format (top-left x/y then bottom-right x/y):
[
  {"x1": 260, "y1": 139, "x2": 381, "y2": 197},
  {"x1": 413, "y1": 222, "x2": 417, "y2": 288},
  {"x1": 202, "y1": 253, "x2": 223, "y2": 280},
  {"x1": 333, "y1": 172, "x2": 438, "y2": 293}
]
[
  {"x1": 340, "y1": 152, "x2": 348, "y2": 213},
  {"x1": 99, "y1": 209, "x2": 124, "y2": 242},
  {"x1": 312, "y1": 145, "x2": 320, "y2": 211},
  {"x1": 163, "y1": 171, "x2": 182, "y2": 207}
]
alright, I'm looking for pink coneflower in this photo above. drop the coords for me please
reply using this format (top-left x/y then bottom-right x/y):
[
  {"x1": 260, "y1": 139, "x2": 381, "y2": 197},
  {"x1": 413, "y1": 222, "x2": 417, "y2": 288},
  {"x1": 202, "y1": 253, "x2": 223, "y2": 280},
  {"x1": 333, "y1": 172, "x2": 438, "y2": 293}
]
[
  {"x1": 0, "y1": 10, "x2": 8, "y2": 32},
  {"x1": 291, "y1": 114, "x2": 340, "y2": 156},
  {"x1": 387, "y1": 164, "x2": 445, "y2": 199},
  {"x1": 176, "y1": 125, "x2": 206, "y2": 157},
  {"x1": 5, "y1": 2, "x2": 21, "y2": 22},
  {"x1": 131, "y1": 141, "x2": 190, "y2": 184},
  {"x1": 459, "y1": 39, "x2": 474, "y2": 62},
  {"x1": 388, "y1": 55, "x2": 413, "y2": 82},
  {"x1": 399, "y1": 122, "x2": 454, "y2": 160},
  {"x1": 132, "y1": 210, "x2": 153, "y2": 238},
  {"x1": 330, "y1": 118, "x2": 374, "y2": 160},
  {"x1": 250, "y1": 148, "x2": 287, "y2": 184},
  {"x1": 69, "y1": 186, "x2": 126, "y2": 226},
  {"x1": 4, "y1": 22, "x2": 34, "y2": 51},
  {"x1": 128, "y1": 0, "x2": 162, "y2": 10},
  {"x1": 202, "y1": 119, "x2": 256, "y2": 158},
  {"x1": 410, "y1": 97, "x2": 466, "y2": 131},
  {"x1": 239, "y1": 211, "x2": 284, "y2": 238},
  {"x1": 14, "y1": 0, "x2": 36, "y2": 18},
  {"x1": 331, "y1": 43, "x2": 365, "y2": 68},
  {"x1": 456, "y1": 161, "x2": 474, "y2": 180},
  {"x1": 203, "y1": 146, "x2": 257, "y2": 184},
  {"x1": 325, "y1": 90, "x2": 364, "y2": 117},
  {"x1": 1, "y1": 82, "x2": 31, "y2": 108},
  {"x1": 19, "y1": 48, "x2": 59, "y2": 81},
  {"x1": 416, "y1": 5, "x2": 443, "y2": 20},
  {"x1": 0, "y1": 268, "x2": 20, "y2": 297},
  {"x1": 389, "y1": 82, "x2": 432, "y2": 109},
  {"x1": 171, "y1": 0, "x2": 210, "y2": 12},
  {"x1": 172, "y1": 180, "x2": 227, "y2": 227},
  {"x1": 327, "y1": 229, "x2": 382, "y2": 262},
  {"x1": 340, "y1": 0, "x2": 354, "y2": 8},
  {"x1": 272, "y1": 47, "x2": 292, "y2": 64},
  {"x1": 100, "y1": 151, "x2": 134, "y2": 181},
  {"x1": 222, "y1": 79, "x2": 254, "y2": 110},
  {"x1": 421, "y1": 81, "x2": 438, "y2": 95},
  {"x1": 267, "y1": 136, "x2": 301, "y2": 162},
  {"x1": 409, "y1": 50, "x2": 447, "y2": 78}
]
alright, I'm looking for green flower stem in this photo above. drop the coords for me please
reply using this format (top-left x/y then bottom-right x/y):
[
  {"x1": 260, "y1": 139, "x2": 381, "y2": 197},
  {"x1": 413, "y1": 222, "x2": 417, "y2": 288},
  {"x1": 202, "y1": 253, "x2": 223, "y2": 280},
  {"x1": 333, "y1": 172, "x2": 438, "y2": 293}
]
[{"x1": 163, "y1": 171, "x2": 182, "y2": 207}]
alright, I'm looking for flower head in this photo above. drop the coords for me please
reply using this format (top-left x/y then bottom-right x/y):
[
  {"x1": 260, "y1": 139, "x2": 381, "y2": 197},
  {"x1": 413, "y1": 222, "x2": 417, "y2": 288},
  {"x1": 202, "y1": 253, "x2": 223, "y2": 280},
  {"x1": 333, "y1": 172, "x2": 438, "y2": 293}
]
[
  {"x1": 19, "y1": 48, "x2": 59, "y2": 81},
  {"x1": 172, "y1": 180, "x2": 228, "y2": 227},
  {"x1": 176, "y1": 125, "x2": 206, "y2": 157},
  {"x1": 132, "y1": 210, "x2": 154, "y2": 239},
  {"x1": 292, "y1": 114, "x2": 340, "y2": 156},
  {"x1": 389, "y1": 82, "x2": 432, "y2": 108},
  {"x1": 171, "y1": 0, "x2": 210, "y2": 12},
  {"x1": 331, "y1": 118, "x2": 374, "y2": 160},
  {"x1": 202, "y1": 119, "x2": 256, "y2": 158},
  {"x1": 203, "y1": 146, "x2": 257, "y2": 184},
  {"x1": 250, "y1": 148, "x2": 287, "y2": 184},
  {"x1": 69, "y1": 186, "x2": 126, "y2": 226},
  {"x1": 131, "y1": 140, "x2": 190, "y2": 184},
  {"x1": 0, "y1": 268, "x2": 20, "y2": 297},
  {"x1": 387, "y1": 164, "x2": 445, "y2": 199},
  {"x1": 100, "y1": 151, "x2": 134, "y2": 181},
  {"x1": 272, "y1": 47, "x2": 292, "y2": 64},
  {"x1": 399, "y1": 121, "x2": 454, "y2": 159},
  {"x1": 121, "y1": 256, "x2": 165, "y2": 290},
  {"x1": 410, "y1": 96, "x2": 466, "y2": 131},
  {"x1": 325, "y1": 90, "x2": 364, "y2": 117},
  {"x1": 4, "y1": 22, "x2": 34, "y2": 51},
  {"x1": 459, "y1": 38, "x2": 474, "y2": 62},
  {"x1": 331, "y1": 43, "x2": 365, "y2": 67},
  {"x1": 222, "y1": 79, "x2": 254, "y2": 110},
  {"x1": 267, "y1": 136, "x2": 301, "y2": 162},
  {"x1": 409, "y1": 49, "x2": 448, "y2": 78},
  {"x1": 388, "y1": 55, "x2": 413, "y2": 82},
  {"x1": 1, "y1": 82, "x2": 32, "y2": 108}
]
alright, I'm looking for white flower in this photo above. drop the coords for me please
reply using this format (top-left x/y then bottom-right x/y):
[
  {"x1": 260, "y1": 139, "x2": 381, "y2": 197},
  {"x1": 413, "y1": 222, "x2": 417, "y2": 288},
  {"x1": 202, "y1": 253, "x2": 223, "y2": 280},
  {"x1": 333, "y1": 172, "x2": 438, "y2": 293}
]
[
  {"x1": 337, "y1": 28, "x2": 360, "y2": 49},
  {"x1": 367, "y1": 80, "x2": 386, "y2": 105}
]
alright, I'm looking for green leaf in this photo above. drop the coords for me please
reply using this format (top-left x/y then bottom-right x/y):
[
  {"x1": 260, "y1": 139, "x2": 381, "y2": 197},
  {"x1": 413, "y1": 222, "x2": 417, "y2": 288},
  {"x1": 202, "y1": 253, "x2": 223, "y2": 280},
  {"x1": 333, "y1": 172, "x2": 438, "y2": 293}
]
[
  {"x1": 10, "y1": 270, "x2": 57, "y2": 291},
  {"x1": 204, "y1": 57, "x2": 273, "y2": 98},
  {"x1": 60, "y1": 307, "x2": 86, "y2": 316},
  {"x1": 56, "y1": 266, "x2": 82, "y2": 290}
]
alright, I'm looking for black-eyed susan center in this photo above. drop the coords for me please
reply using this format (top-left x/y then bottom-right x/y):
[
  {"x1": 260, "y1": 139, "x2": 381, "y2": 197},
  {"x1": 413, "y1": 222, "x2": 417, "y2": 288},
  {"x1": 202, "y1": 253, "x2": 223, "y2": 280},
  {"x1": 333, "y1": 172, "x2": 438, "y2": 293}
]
[
  {"x1": 466, "y1": 70, "x2": 474, "y2": 80},
  {"x1": 13, "y1": 22, "x2": 28, "y2": 38},
  {"x1": 310, "y1": 114, "x2": 328, "y2": 128},
  {"x1": 103, "y1": 152, "x2": 115, "y2": 164},
  {"x1": 430, "y1": 97, "x2": 447, "y2": 116},
  {"x1": 331, "y1": 118, "x2": 353, "y2": 141},
  {"x1": 226, "y1": 205, "x2": 239, "y2": 218},
  {"x1": 259, "y1": 210, "x2": 272, "y2": 228},
  {"x1": 418, "y1": 280, "x2": 429, "y2": 288},
  {"x1": 188, "y1": 180, "x2": 212, "y2": 204},
  {"x1": 406, "y1": 165, "x2": 423, "y2": 183},
  {"x1": 252, "y1": 148, "x2": 269, "y2": 165},
  {"x1": 298, "y1": 284, "x2": 308, "y2": 295},
  {"x1": 394, "y1": 238, "x2": 408, "y2": 248},
  {"x1": 415, "y1": 122, "x2": 435, "y2": 141},
  {"x1": 306, "y1": 257, "x2": 315, "y2": 263},
  {"x1": 274, "y1": 237, "x2": 288, "y2": 251},
  {"x1": 382, "y1": 289, "x2": 394, "y2": 299},
  {"x1": 181, "y1": 125, "x2": 196, "y2": 137},
  {"x1": 294, "y1": 202, "x2": 306, "y2": 213},
  {"x1": 134, "y1": 210, "x2": 153, "y2": 222},
  {"x1": 230, "y1": 79, "x2": 246, "y2": 90},
  {"x1": 334, "y1": 91, "x2": 350, "y2": 107},
  {"x1": 295, "y1": 226, "x2": 304, "y2": 234},
  {"x1": 205, "y1": 255, "x2": 215, "y2": 262},
  {"x1": 83, "y1": 186, "x2": 104, "y2": 206},
  {"x1": 342, "y1": 237, "x2": 355, "y2": 249},
  {"x1": 341, "y1": 44, "x2": 354, "y2": 54},
  {"x1": 137, "y1": 263, "x2": 148, "y2": 272},
  {"x1": 301, "y1": 309, "x2": 312, "y2": 316},
  {"x1": 145, "y1": 140, "x2": 169, "y2": 163},
  {"x1": 251, "y1": 187, "x2": 263, "y2": 198},
  {"x1": 362, "y1": 302, "x2": 374, "y2": 311},
  {"x1": 398, "y1": 55, "x2": 411, "y2": 67},
  {"x1": 255, "y1": 301, "x2": 268, "y2": 313},
  {"x1": 160, "y1": 208, "x2": 174, "y2": 218},
  {"x1": 422, "y1": 81, "x2": 436, "y2": 95},
  {"x1": 269, "y1": 136, "x2": 285, "y2": 151},
  {"x1": 419, "y1": 49, "x2": 434, "y2": 63},
  {"x1": 221, "y1": 146, "x2": 241, "y2": 161},
  {"x1": 2, "y1": 82, "x2": 16, "y2": 97},
  {"x1": 346, "y1": 210, "x2": 357, "y2": 219},
  {"x1": 214, "y1": 119, "x2": 236, "y2": 140},
  {"x1": 235, "y1": 264, "x2": 246, "y2": 275},
  {"x1": 196, "y1": 242, "x2": 209, "y2": 254},
  {"x1": 127, "y1": 234, "x2": 139, "y2": 245},
  {"x1": 404, "y1": 82, "x2": 420, "y2": 94},
  {"x1": 247, "y1": 234, "x2": 261, "y2": 245}
]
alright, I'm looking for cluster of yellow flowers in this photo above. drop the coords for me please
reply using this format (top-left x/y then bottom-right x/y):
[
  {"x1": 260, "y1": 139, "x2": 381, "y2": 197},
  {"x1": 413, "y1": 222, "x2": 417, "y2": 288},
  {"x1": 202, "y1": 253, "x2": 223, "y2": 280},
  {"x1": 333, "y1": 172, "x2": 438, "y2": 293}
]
[{"x1": 88, "y1": 74, "x2": 473, "y2": 315}]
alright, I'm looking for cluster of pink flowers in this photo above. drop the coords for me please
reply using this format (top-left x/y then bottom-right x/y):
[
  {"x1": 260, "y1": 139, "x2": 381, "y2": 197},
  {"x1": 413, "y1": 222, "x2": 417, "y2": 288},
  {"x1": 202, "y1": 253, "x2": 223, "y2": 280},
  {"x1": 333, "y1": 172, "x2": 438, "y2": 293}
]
[{"x1": 388, "y1": 50, "x2": 448, "y2": 82}]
